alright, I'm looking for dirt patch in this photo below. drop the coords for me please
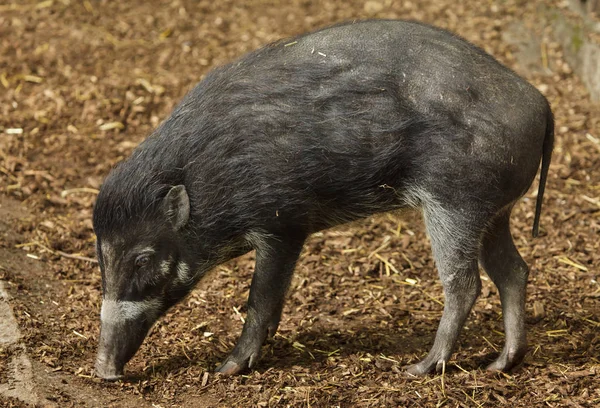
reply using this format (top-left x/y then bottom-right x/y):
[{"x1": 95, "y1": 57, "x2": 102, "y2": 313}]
[
  {"x1": 1, "y1": 0, "x2": 599, "y2": 407},
  {"x1": 0, "y1": 281, "x2": 36, "y2": 406},
  {"x1": 0, "y1": 198, "x2": 38, "y2": 406},
  {"x1": 0, "y1": 284, "x2": 21, "y2": 345}
]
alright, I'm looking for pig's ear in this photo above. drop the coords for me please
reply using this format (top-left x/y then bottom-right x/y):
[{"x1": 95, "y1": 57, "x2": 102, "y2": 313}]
[{"x1": 163, "y1": 185, "x2": 190, "y2": 230}]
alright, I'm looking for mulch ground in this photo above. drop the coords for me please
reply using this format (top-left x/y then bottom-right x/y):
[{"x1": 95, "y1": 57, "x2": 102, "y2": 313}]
[{"x1": 0, "y1": 0, "x2": 598, "y2": 407}]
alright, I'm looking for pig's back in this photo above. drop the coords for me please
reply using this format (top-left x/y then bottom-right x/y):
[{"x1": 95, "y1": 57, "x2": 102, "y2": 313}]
[
  {"x1": 183, "y1": 19, "x2": 544, "y2": 142},
  {"x1": 265, "y1": 19, "x2": 541, "y2": 118},
  {"x1": 150, "y1": 20, "x2": 548, "y2": 232}
]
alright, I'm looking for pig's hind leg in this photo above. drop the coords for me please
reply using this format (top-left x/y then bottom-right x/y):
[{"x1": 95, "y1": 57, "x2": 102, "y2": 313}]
[
  {"x1": 479, "y1": 208, "x2": 529, "y2": 372},
  {"x1": 406, "y1": 198, "x2": 485, "y2": 376},
  {"x1": 216, "y1": 233, "x2": 305, "y2": 375}
]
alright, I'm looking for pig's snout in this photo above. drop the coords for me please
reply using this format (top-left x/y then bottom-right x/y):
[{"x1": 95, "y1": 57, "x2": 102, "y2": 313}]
[
  {"x1": 95, "y1": 321, "x2": 128, "y2": 381},
  {"x1": 95, "y1": 299, "x2": 160, "y2": 381},
  {"x1": 95, "y1": 348, "x2": 124, "y2": 381}
]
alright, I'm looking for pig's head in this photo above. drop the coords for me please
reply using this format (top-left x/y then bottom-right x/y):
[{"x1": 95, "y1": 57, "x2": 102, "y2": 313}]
[{"x1": 93, "y1": 182, "x2": 201, "y2": 380}]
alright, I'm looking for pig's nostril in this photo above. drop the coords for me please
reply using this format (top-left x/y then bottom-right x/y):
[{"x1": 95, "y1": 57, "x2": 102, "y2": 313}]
[
  {"x1": 97, "y1": 371, "x2": 124, "y2": 381},
  {"x1": 95, "y1": 365, "x2": 124, "y2": 381}
]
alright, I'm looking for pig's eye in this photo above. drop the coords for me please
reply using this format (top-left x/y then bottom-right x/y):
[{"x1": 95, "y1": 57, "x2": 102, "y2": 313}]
[{"x1": 135, "y1": 254, "x2": 151, "y2": 268}]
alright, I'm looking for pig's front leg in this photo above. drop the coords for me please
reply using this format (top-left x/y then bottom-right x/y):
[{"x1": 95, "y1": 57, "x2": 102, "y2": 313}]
[{"x1": 216, "y1": 233, "x2": 305, "y2": 375}]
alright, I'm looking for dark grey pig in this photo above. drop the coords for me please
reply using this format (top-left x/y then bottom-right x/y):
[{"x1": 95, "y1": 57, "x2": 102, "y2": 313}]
[{"x1": 93, "y1": 19, "x2": 554, "y2": 380}]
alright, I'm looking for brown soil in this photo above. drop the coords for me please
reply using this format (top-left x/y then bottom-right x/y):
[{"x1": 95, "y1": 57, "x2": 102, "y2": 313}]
[{"x1": 0, "y1": 0, "x2": 599, "y2": 407}]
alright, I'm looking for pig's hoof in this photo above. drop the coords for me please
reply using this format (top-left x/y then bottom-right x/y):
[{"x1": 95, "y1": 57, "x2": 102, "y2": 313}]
[
  {"x1": 486, "y1": 348, "x2": 526, "y2": 372},
  {"x1": 216, "y1": 351, "x2": 259, "y2": 375},
  {"x1": 405, "y1": 358, "x2": 447, "y2": 376},
  {"x1": 216, "y1": 360, "x2": 244, "y2": 375},
  {"x1": 405, "y1": 362, "x2": 433, "y2": 376}
]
